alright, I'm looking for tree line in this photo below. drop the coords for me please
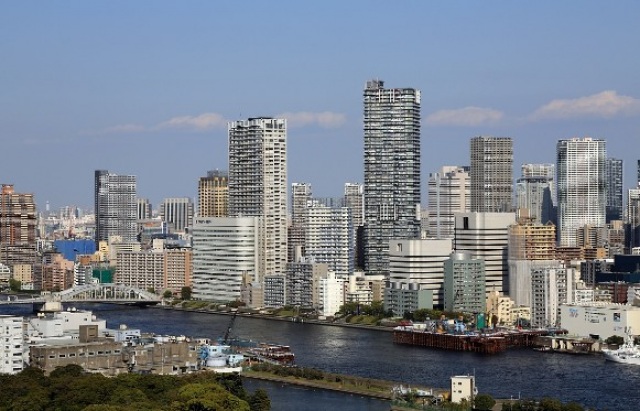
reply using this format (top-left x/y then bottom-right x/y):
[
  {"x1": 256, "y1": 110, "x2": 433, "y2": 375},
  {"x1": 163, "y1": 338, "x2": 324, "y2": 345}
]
[{"x1": 0, "y1": 365, "x2": 270, "y2": 411}]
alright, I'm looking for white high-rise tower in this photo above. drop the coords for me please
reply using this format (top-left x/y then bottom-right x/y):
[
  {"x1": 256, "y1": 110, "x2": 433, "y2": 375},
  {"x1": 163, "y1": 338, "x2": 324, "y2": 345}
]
[
  {"x1": 228, "y1": 117, "x2": 288, "y2": 279},
  {"x1": 556, "y1": 137, "x2": 606, "y2": 247}
]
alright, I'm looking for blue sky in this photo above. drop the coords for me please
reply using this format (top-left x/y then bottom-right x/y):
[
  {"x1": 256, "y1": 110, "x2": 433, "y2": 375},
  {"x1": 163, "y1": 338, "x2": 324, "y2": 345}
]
[{"x1": 1, "y1": 1, "x2": 639, "y2": 211}]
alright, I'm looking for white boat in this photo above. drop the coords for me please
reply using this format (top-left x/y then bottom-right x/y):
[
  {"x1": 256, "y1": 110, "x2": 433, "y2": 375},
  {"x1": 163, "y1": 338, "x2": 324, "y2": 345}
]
[{"x1": 602, "y1": 330, "x2": 640, "y2": 365}]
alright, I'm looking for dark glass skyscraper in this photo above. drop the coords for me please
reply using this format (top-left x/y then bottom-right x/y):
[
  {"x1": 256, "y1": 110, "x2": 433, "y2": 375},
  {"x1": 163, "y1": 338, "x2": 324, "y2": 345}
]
[
  {"x1": 605, "y1": 158, "x2": 623, "y2": 222},
  {"x1": 363, "y1": 79, "x2": 421, "y2": 277}
]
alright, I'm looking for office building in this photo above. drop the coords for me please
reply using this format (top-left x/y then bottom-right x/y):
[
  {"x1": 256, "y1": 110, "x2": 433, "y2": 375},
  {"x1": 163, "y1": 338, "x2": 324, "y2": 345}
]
[
  {"x1": 160, "y1": 197, "x2": 194, "y2": 233},
  {"x1": 454, "y1": 212, "x2": 516, "y2": 295},
  {"x1": 0, "y1": 184, "x2": 37, "y2": 269},
  {"x1": 443, "y1": 252, "x2": 486, "y2": 314},
  {"x1": 556, "y1": 138, "x2": 606, "y2": 247},
  {"x1": 386, "y1": 238, "x2": 453, "y2": 309},
  {"x1": 229, "y1": 118, "x2": 287, "y2": 279},
  {"x1": 363, "y1": 79, "x2": 421, "y2": 276},
  {"x1": 191, "y1": 217, "x2": 260, "y2": 303},
  {"x1": 427, "y1": 166, "x2": 470, "y2": 238},
  {"x1": 94, "y1": 170, "x2": 137, "y2": 243},
  {"x1": 605, "y1": 158, "x2": 623, "y2": 223},
  {"x1": 470, "y1": 137, "x2": 513, "y2": 213},
  {"x1": 318, "y1": 271, "x2": 345, "y2": 317},
  {"x1": 198, "y1": 170, "x2": 228, "y2": 217},
  {"x1": 137, "y1": 198, "x2": 152, "y2": 220}
]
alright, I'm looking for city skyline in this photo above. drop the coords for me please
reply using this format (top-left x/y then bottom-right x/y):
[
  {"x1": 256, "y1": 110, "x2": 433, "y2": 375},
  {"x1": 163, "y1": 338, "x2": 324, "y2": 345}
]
[{"x1": 2, "y1": 2, "x2": 640, "y2": 209}]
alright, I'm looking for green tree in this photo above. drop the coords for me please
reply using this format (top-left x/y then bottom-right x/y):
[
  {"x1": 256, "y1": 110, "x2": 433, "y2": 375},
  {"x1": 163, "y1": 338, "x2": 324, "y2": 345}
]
[
  {"x1": 9, "y1": 278, "x2": 21, "y2": 291},
  {"x1": 50, "y1": 363, "x2": 85, "y2": 379},
  {"x1": 248, "y1": 389, "x2": 271, "y2": 411},
  {"x1": 561, "y1": 402, "x2": 584, "y2": 411},
  {"x1": 181, "y1": 286, "x2": 192, "y2": 300},
  {"x1": 605, "y1": 335, "x2": 624, "y2": 345},
  {"x1": 474, "y1": 393, "x2": 496, "y2": 410},
  {"x1": 539, "y1": 397, "x2": 563, "y2": 411},
  {"x1": 163, "y1": 289, "x2": 174, "y2": 299}
]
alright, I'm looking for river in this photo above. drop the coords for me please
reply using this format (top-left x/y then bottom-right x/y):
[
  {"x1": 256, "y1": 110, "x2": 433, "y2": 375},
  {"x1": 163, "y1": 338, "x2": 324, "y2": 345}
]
[{"x1": 1, "y1": 303, "x2": 637, "y2": 411}]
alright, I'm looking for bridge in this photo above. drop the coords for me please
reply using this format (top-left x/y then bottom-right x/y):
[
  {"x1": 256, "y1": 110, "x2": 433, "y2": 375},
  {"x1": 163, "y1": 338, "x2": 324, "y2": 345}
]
[{"x1": 0, "y1": 283, "x2": 162, "y2": 306}]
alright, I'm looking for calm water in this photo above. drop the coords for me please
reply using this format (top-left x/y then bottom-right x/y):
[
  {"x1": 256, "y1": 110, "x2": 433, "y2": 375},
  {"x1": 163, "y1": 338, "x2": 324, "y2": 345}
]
[{"x1": 2, "y1": 304, "x2": 637, "y2": 411}]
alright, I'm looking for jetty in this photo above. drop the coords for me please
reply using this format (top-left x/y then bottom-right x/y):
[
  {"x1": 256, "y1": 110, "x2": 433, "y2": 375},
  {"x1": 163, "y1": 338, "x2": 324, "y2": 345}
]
[{"x1": 393, "y1": 327, "x2": 551, "y2": 354}]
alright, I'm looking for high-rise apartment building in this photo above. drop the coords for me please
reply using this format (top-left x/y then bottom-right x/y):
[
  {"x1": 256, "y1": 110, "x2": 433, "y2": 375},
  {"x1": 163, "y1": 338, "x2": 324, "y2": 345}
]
[
  {"x1": 228, "y1": 117, "x2": 287, "y2": 278},
  {"x1": 197, "y1": 170, "x2": 228, "y2": 217},
  {"x1": 94, "y1": 170, "x2": 137, "y2": 243},
  {"x1": 289, "y1": 183, "x2": 312, "y2": 262},
  {"x1": 0, "y1": 184, "x2": 37, "y2": 269},
  {"x1": 160, "y1": 197, "x2": 194, "y2": 233},
  {"x1": 427, "y1": 166, "x2": 470, "y2": 238},
  {"x1": 344, "y1": 183, "x2": 364, "y2": 269},
  {"x1": 556, "y1": 138, "x2": 606, "y2": 247},
  {"x1": 515, "y1": 164, "x2": 555, "y2": 225},
  {"x1": 605, "y1": 158, "x2": 623, "y2": 223},
  {"x1": 443, "y1": 252, "x2": 486, "y2": 314},
  {"x1": 470, "y1": 137, "x2": 513, "y2": 213},
  {"x1": 303, "y1": 200, "x2": 354, "y2": 278},
  {"x1": 363, "y1": 79, "x2": 421, "y2": 276},
  {"x1": 628, "y1": 187, "x2": 640, "y2": 251}
]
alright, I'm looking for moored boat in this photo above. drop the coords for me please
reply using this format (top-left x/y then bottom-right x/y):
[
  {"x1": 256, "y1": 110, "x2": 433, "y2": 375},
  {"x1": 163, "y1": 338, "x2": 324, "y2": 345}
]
[{"x1": 602, "y1": 330, "x2": 640, "y2": 365}]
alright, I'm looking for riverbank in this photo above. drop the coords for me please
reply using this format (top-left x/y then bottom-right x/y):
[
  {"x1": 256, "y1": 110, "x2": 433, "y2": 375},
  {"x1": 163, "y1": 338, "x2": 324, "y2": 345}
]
[
  {"x1": 242, "y1": 365, "x2": 447, "y2": 401},
  {"x1": 153, "y1": 303, "x2": 396, "y2": 332}
]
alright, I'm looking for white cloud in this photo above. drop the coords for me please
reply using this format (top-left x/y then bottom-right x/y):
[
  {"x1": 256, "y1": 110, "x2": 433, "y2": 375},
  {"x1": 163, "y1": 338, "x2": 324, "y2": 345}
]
[
  {"x1": 530, "y1": 90, "x2": 640, "y2": 120},
  {"x1": 87, "y1": 112, "x2": 229, "y2": 135},
  {"x1": 156, "y1": 112, "x2": 227, "y2": 130},
  {"x1": 277, "y1": 111, "x2": 346, "y2": 128},
  {"x1": 425, "y1": 106, "x2": 504, "y2": 126}
]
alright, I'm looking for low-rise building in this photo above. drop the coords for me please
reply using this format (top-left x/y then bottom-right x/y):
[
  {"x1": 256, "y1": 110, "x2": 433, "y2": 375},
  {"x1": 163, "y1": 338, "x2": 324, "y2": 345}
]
[
  {"x1": 560, "y1": 302, "x2": 640, "y2": 339},
  {"x1": 0, "y1": 315, "x2": 24, "y2": 374}
]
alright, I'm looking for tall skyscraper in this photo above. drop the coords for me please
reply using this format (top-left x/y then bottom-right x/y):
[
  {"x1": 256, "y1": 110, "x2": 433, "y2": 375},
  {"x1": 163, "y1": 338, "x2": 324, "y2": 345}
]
[
  {"x1": 427, "y1": 166, "x2": 470, "y2": 238},
  {"x1": 197, "y1": 170, "x2": 228, "y2": 217},
  {"x1": 470, "y1": 136, "x2": 514, "y2": 213},
  {"x1": 515, "y1": 164, "x2": 555, "y2": 225},
  {"x1": 557, "y1": 138, "x2": 606, "y2": 247},
  {"x1": 228, "y1": 117, "x2": 287, "y2": 278},
  {"x1": 0, "y1": 184, "x2": 37, "y2": 268},
  {"x1": 605, "y1": 158, "x2": 623, "y2": 222},
  {"x1": 160, "y1": 197, "x2": 194, "y2": 233},
  {"x1": 94, "y1": 170, "x2": 137, "y2": 243},
  {"x1": 363, "y1": 79, "x2": 421, "y2": 277}
]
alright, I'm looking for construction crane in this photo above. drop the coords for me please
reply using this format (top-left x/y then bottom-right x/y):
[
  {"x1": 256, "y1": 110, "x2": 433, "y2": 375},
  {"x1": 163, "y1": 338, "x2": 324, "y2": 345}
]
[{"x1": 222, "y1": 310, "x2": 239, "y2": 345}]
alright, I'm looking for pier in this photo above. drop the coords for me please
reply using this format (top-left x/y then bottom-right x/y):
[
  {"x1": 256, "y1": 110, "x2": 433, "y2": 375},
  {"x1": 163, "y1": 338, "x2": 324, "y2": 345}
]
[{"x1": 393, "y1": 328, "x2": 549, "y2": 354}]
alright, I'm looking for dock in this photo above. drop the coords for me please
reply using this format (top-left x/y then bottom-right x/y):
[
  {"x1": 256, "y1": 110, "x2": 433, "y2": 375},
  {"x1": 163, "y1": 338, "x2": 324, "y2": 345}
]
[{"x1": 393, "y1": 328, "x2": 550, "y2": 354}]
